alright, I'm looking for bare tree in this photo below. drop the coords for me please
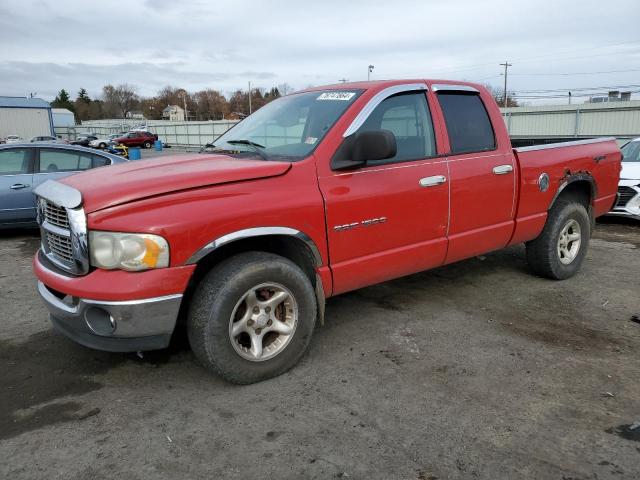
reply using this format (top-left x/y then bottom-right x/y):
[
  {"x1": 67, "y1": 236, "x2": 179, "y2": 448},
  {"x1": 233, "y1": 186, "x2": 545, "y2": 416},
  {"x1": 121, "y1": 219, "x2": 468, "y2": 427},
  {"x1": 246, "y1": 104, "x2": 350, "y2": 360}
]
[
  {"x1": 277, "y1": 83, "x2": 294, "y2": 96},
  {"x1": 102, "y1": 83, "x2": 140, "y2": 118}
]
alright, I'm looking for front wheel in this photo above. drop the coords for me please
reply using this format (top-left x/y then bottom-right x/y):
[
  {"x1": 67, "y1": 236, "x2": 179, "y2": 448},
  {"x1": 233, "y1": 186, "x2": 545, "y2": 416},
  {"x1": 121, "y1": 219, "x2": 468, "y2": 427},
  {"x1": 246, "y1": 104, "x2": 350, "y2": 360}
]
[
  {"x1": 188, "y1": 252, "x2": 317, "y2": 384},
  {"x1": 143, "y1": 141, "x2": 152, "y2": 149},
  {"x1": 99, "y1": 142, "x2": 107, "y2": 149},
  {"x1": 525, "y1": 198, "x2": 590, "y2": 280}
]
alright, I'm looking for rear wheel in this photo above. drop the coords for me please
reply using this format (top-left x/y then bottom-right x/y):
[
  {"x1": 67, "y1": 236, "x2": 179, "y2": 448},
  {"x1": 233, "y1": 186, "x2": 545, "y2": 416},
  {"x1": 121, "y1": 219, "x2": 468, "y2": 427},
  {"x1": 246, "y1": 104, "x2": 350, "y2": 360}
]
[
  {"x1": 143, "y1": 141, "x2": 152, "y2": 149},
  {"x1": 99, "y1": 142, "x2": 107, "y2": 149},
  {"x1": 188, "y1": 252, "x2": 317, "y2": 384},
  {"x1": 525, "y1": 197, "x2": 590, "y2": 279}
]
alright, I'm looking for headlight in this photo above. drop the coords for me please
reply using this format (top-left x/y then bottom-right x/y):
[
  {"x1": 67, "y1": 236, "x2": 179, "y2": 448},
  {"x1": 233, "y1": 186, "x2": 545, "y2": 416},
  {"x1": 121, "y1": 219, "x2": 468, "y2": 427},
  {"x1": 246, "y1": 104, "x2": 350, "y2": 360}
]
[{"x1": 89, "y1": 231, "x2": 169, "y2": 271}]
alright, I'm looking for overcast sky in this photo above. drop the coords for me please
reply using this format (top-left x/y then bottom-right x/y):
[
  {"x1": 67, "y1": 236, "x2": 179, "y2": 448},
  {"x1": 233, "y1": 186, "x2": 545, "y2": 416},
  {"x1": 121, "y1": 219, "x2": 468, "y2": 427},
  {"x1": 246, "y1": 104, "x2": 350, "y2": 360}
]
[{"x1": 1, "y1": 0, "x2": 639, "y2": 105}]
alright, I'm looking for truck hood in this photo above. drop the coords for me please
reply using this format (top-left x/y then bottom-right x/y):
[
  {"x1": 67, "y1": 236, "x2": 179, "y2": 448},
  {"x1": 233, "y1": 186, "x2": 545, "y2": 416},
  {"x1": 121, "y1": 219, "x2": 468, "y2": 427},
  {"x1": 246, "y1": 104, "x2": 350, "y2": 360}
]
[
  {"x1": 621, "y1": 161, "x2": 640, "y2": 182},
  {"x1": 60, "y1": 153, "x2": 291, "y2": 213}
]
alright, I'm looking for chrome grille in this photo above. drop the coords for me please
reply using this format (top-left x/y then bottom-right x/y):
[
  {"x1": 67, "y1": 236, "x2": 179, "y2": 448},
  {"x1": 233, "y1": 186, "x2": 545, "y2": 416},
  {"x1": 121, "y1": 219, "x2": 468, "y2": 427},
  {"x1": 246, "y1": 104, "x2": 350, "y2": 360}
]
[
  {"x1": 616, "y1": 186, "x2": 637, "y2": 208},
  {"x1": 36, "y1": 193, "x2": 89, "y2": 275},
  {"x1": 44, "y1": 202, "x2": 70, "y2": 229},
  {"x1": 44, "y1": 230, "x2": 74, "y2": 263}
]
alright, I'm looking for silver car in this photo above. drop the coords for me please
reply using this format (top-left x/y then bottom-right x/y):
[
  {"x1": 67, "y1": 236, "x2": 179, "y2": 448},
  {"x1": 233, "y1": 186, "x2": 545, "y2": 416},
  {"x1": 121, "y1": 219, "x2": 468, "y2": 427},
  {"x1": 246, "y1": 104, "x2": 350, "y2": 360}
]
[
  {"x1": 610, "y1": 138, "x2": 640, "y2": 220},
  {"x1": 0, "y1": 143, "x2": 127, "y2": 228}
]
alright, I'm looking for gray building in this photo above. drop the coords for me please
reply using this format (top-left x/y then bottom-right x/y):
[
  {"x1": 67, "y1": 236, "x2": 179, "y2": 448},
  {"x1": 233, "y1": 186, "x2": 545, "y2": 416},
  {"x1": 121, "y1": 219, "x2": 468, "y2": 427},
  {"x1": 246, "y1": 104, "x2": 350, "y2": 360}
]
[{"x1": 0, "y1": 96, "x2": 53, "y2": 141}]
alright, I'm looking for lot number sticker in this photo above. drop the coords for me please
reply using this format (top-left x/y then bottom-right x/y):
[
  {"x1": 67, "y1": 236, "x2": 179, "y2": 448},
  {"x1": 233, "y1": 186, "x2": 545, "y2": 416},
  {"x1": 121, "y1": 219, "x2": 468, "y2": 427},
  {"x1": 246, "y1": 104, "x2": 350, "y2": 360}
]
[{"x1": 317, "y1": 92, "x2": 356, "y2": 101}]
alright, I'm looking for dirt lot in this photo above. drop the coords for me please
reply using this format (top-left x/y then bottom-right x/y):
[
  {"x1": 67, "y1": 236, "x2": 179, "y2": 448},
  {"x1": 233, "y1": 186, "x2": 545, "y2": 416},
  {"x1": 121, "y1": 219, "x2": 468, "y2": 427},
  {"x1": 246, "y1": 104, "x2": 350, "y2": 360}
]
[{"x1": 1, "y1": 219, "x2": 639, "y2": 479}]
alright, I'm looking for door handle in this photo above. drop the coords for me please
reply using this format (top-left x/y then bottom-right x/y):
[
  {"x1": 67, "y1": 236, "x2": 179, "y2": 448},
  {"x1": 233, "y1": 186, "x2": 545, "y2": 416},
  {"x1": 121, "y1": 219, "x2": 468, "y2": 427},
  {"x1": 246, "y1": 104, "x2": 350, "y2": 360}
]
[
  {"x1": 492, "y1": 164, "x2": 513, "y2": 175},
  {"x1": 419, "y1": 175, "x2": 447, "y2": 187},
  {"x1": 10, "y1": 183, "x2": 30, "y2": 190}
]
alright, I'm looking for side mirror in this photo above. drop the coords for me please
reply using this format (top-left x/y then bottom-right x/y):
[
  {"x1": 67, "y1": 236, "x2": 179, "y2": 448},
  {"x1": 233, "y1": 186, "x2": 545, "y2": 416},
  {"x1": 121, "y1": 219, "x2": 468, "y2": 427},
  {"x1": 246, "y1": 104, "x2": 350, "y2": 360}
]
[{"x1": 331, "y1": 129, "x2": 397, "y2": 170}]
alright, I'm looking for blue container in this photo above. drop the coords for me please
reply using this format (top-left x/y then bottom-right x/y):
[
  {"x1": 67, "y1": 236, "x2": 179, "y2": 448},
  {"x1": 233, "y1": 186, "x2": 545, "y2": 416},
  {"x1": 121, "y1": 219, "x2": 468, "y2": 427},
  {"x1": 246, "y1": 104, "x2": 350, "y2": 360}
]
[
  {"x1": 154, "y1": 140, "x2": 163, "y2": 151},
  {"x1": 128, "y1": 147, "x2": 141, "y2": 160}
]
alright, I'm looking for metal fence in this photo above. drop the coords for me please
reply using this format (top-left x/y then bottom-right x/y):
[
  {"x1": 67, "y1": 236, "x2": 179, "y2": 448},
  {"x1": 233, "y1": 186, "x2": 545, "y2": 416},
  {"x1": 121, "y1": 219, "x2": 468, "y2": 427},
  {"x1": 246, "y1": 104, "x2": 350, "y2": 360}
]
[{"x1": 55, "y1": 120, "x2": 239, "y2": 148}]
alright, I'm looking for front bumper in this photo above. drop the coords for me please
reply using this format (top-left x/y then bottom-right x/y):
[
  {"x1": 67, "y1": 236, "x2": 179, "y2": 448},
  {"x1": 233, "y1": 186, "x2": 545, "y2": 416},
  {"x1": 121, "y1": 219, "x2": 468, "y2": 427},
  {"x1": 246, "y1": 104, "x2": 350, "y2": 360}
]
[
  {"x1": 37, "y1": 280, "x2": 183, "y2": 352},
  {"x1": 609, "y1": 184, "x2": 640, "y2": 220}
]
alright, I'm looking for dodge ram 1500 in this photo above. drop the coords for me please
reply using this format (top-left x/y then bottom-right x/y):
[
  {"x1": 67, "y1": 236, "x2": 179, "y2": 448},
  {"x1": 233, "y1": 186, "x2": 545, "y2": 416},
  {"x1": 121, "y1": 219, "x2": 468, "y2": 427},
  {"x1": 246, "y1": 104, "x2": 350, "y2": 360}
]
[{"x1": 33, "y1": 80, "x2": 621, "y2": 384}]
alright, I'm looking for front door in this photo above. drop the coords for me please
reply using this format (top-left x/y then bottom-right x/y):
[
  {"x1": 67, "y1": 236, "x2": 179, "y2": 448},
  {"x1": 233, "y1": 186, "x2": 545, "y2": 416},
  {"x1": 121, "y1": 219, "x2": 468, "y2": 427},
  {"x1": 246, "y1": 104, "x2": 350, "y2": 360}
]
[
  {"x1": 318, "y1": 89, "x2": 450, "y2": 294},
  {"x1": 0, "y1": 148, "x2": 35, "y2": 225}
]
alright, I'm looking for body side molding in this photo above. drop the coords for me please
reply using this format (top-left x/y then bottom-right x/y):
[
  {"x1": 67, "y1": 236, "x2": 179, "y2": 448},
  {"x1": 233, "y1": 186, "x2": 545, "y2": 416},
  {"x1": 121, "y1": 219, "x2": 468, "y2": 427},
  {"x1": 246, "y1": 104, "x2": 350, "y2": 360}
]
[{"x1": 185, "y1": 227, "x2": 323, "y2": 266}]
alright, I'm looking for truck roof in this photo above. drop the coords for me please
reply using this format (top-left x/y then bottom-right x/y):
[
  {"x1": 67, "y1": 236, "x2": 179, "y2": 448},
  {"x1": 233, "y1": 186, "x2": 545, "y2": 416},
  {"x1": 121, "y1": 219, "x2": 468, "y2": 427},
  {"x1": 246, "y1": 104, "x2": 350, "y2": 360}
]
[{"x1": 300, "y1": 79, "x2": 484, "y2": 92}]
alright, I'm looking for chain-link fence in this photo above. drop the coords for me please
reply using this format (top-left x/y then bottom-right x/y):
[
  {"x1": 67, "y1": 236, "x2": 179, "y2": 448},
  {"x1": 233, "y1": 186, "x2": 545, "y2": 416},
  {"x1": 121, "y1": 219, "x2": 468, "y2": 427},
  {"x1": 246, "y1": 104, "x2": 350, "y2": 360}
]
[{"x1": 55, "y1": 120, "x2": 238, "y2": 149}]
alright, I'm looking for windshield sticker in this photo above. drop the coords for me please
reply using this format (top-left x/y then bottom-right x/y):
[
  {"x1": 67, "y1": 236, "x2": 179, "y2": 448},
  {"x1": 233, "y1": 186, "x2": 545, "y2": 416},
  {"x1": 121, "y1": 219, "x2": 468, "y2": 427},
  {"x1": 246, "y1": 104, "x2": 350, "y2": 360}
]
[
  {"x1": 317, "y1": 92, "x2": 356, "y2": 101},
  {"x1": 304, "y1": 136, "x2": 318, "y2": 145}
]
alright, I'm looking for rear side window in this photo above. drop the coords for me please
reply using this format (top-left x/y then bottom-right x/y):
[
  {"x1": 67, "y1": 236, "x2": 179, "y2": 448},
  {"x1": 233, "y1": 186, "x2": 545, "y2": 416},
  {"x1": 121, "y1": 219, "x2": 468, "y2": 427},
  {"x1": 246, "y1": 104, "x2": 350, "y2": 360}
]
[
  {"x1": 39, "y1": 149, "x2": 94, "y2": 173},
  {"x1": 0, "y1": 149, "x2": 31, "y2": 174},
  {"x1": 437, "y1": 92, "x2": 495, "y2": 154},
  {"x1": 92, "y1": 155, "x2": 110, "y2": 168}
]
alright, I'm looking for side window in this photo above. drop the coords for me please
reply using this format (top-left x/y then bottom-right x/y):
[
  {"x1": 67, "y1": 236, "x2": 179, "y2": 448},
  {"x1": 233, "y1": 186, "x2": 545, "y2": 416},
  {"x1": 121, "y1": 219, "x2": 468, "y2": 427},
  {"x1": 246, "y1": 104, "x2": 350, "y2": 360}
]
[
  {"x1": 437, "y1": 92, "x2": 496, "y2": 154},
  {"x1": 39, "y1": 150, "x2": 94, "y2": 173},
  {"x1": 0, "y1": 149, "x2": 31, "y2": 175},
  {"x1": 92, "y1": 155, "x2": 110, "y2": 168},
  {"x1": 357, "y1": 92, "x2": 436, "y2": 165}
]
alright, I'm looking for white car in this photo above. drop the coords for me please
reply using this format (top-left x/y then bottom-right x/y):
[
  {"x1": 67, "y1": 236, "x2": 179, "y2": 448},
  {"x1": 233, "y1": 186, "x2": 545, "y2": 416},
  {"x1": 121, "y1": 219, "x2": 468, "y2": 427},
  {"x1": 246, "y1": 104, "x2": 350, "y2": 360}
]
[
  {"x1": 5, "y1": 135, "x2": 22, "y2": 144},
  {"x1": 29, "y1": 135, "x2": 68, "y2": 144},
  {"x1": 89, "y1": 134, "x2": 123, "y2": 149},
  {"x1": 610, "y1": 138, "x2": 640, "y2": 220}
]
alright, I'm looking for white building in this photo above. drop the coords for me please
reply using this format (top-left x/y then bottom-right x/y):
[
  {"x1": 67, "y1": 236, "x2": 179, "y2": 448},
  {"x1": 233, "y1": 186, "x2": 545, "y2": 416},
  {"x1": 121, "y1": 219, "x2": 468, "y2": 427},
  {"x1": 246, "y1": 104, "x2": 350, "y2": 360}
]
[
  {"x1": 51, "y1": 108, "x2": 75, "y2": 127},
  {"x1": 162, "y1": 105, "x2": 185, "y2": 122},
  {"x1": 0, "y1": 96, "x2": 53, "y2": 141}
]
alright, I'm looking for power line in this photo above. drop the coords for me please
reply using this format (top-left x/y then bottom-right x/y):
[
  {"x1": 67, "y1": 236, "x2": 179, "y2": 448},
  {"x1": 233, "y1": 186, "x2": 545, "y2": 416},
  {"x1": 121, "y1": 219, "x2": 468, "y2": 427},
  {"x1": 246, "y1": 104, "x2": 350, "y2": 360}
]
[{"x1": 509, "y1": 68, "x2": 640, "y2": 77}]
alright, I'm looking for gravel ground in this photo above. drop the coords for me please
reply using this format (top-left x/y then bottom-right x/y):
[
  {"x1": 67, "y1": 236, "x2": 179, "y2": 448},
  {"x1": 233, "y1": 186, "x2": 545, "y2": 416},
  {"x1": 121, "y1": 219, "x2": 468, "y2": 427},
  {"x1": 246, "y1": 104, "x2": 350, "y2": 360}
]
[{"x1": 0, "y1": 218, "x2": 639, "y2": 479}]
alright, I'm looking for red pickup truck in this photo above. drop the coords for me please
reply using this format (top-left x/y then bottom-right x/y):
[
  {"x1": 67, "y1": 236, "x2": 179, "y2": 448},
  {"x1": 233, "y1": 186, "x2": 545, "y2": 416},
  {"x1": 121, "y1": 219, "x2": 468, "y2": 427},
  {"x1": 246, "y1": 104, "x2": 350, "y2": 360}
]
[
  {"x1": 33, "y1": 80, "x2": 621, "y2": 384},
  {"x1": 113, "y1": 131, "x2": 158, "y2": 148}
]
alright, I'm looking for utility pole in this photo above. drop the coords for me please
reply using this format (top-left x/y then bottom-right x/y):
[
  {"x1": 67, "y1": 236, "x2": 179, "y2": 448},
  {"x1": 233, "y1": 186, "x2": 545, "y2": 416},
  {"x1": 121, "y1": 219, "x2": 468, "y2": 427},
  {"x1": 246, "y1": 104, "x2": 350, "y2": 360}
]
[
  {"x1": 338, "y1": 78, "x2": 348, "y2": 83},
  {"x1": 499, "y1": 61, "x2": 512, "y2": 107},
  {"x1": 248, "y1": 81, "x2": 252, "y2": 115},
  {"x1": 180, "y1": 92, "x2": 188, "y2": 121},
  {"x1": 367, "y1": 65, "x2": 374, "y2": 81}
]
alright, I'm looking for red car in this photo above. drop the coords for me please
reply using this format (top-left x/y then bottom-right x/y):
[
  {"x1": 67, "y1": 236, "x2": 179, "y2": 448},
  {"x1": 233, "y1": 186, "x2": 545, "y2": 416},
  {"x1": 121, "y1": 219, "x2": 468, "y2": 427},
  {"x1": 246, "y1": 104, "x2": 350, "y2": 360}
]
[
  {"x1": 33, "y1": 80, "x2": 621, "y2": 384},
  {"x1": 113, "y1": 131, "x2": 158, "y2": 148}
]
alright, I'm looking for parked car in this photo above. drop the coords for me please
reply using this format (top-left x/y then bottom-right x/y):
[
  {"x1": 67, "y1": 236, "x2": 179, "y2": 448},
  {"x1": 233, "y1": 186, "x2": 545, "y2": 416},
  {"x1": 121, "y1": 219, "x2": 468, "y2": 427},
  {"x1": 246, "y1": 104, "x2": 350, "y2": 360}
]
[
  {"x1": 113, "y1": 131, "x2": 158, "y2": 148},
  {"x1": 32, "y1": 80, "x2": 621, "y2": 384},
  {"x1": 71, "y1": 134, "x2": 98, "y2": 147},
  {"x1": 0, "y1": 143, "x2": 127, "y2": 228},
  {"x1": 6, "y1": 135, "x2": 23, "y2": 144},
  {"x1": 609, "y1": 137, "x2": 640, "y2": 219},
  {"x1": 89, "y1": 134, "x2": 122, "y2": 149},
  {"x1": 30, "y1": 135, "x2": 68, "y2": 144}
]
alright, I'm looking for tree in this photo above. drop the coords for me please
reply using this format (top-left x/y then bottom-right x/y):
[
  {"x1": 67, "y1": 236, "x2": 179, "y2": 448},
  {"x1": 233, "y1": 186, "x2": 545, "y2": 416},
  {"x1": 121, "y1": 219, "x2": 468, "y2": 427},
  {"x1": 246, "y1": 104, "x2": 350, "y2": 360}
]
[
  {"x1": 51, "y1": 89, "x2": 75, "y2": 112},
  {"x1": 77, "y1": 88, "x2": 91, "y2": 103},
  {"x1": 484, "y1": 83, "x2": 519, "y2": 108},
  {"x1": 102, "y1": 83, "x2": 140, "y2": 118},
  {"x1": 277, "y1": 83, "x2": 293, "y2": 96}
]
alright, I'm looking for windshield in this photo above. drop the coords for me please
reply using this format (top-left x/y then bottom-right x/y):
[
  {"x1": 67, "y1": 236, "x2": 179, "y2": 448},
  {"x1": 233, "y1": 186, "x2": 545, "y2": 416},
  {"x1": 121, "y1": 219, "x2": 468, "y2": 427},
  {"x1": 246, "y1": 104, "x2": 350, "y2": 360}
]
[
  {"x1": 211, "y1": 89, "x2": 363, "y2": 161},
  {"x1": 621, "y1": 140, "x2": 640, "y2": 162}
]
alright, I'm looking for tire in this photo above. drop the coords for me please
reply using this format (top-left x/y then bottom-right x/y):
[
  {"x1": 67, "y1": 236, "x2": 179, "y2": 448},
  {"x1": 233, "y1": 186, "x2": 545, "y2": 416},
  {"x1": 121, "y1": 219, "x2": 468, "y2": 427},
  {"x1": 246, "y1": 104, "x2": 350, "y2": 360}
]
[
  {"x1": 525, "y1": 197, "x2": 590, "y2": 280},
  {"x1": 188, "y1": 252, "x2": 317, "y2": 384},
  {"x1": 143, "y1": 141, "x2": 152, "y2": 149},
  {"x1": 99, "y1": 142, "x2": 107, "y2": 149}
]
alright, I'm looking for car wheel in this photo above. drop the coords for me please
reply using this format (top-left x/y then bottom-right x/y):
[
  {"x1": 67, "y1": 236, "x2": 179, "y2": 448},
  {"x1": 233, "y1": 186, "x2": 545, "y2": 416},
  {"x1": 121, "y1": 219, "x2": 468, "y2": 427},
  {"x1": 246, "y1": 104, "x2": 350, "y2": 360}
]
[
  {"x1": 525, "y1": 197, "x2": 590, "y2": 280},
  {"x1": 188, "y1": 252, "x2": 317, "y2": 384},
  {"x1": 99, "y1": 143, "x2": 107, "y2": 149},
  {"x1": 143, "y1": 141, "x2": 152, "y2": 149}
]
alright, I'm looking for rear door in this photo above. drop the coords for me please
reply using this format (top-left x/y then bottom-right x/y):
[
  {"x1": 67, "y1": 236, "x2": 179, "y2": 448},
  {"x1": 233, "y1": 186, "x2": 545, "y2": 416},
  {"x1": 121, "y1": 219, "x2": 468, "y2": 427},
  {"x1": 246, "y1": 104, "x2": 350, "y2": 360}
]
[
  {"x1": 0, "y1": 147, "x2": 35, "y2": 225},
  {"x1": 433, "y1": 86, "x2": 516, "y2": 263},
  {"x1": 318, "y1": 88, "x2": 450, "y2": 294}
]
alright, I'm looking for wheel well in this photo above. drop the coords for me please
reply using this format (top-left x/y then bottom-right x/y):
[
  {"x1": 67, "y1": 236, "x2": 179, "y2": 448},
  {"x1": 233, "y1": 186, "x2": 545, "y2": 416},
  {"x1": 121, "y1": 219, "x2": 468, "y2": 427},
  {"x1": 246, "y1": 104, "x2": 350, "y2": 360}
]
[
  {"x1": 176, "y1": 235, "x2": 319, "y2": 326},
  {"x1": 557, "y1": 180, "x2": 592, "y2": 207}
]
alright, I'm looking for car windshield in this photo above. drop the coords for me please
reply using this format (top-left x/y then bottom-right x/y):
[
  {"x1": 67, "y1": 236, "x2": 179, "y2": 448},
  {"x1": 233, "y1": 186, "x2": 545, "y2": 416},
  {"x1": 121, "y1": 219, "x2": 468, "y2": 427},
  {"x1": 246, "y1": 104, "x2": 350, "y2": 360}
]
[
  {"x1": 211, "y1": 89, "x2": 363, "y2": 161},
  {"x1": 621, "y1": 140, "x2": 640, "y2": 162}
]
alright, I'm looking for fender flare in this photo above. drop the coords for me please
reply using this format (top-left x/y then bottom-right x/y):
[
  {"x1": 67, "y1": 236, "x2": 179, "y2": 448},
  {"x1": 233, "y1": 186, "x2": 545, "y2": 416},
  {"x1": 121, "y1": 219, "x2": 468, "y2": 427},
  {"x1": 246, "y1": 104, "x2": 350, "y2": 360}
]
[
  {"x1": 548, "y1": 172, "x2": 597, "y2": 210},
  {"x1": 185, "y1": 226, "x2": 323, "y2": 266}
]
